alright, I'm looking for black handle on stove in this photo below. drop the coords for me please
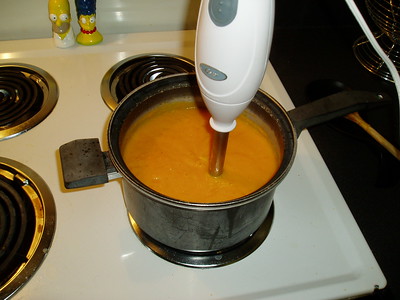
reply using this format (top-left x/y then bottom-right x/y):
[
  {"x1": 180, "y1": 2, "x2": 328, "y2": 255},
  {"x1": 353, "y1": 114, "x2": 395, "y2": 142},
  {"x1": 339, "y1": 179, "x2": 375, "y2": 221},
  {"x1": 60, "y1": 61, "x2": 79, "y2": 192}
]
[
  {"x1": 287, "y1": 90, "x2": 392, "y2": 137},
  {"x1": 59, "y1": 138, "x2": 120, "y2": 189}
]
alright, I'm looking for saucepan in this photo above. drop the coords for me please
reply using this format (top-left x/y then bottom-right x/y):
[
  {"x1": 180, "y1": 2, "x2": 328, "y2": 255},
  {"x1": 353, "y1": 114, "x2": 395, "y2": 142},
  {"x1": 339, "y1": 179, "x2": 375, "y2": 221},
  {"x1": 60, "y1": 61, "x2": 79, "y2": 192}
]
[{"x1": 59, "y1": 73, "x2": 390, "y2": 266}]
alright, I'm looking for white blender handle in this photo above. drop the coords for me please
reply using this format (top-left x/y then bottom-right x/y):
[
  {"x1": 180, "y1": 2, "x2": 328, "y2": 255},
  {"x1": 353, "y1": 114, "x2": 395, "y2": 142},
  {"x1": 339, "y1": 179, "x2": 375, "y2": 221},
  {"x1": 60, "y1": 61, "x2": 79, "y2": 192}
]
[{"x1": 195, "y1": 0, "x2": 275, "y2": 132}]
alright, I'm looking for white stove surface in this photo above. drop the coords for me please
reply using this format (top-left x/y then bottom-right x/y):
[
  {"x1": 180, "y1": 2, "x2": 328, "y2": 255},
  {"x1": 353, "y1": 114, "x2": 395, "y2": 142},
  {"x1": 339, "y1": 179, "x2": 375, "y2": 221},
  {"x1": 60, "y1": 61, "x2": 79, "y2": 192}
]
[{"x1": 1, "y1": 30, "x2": 385, "y2": 299}]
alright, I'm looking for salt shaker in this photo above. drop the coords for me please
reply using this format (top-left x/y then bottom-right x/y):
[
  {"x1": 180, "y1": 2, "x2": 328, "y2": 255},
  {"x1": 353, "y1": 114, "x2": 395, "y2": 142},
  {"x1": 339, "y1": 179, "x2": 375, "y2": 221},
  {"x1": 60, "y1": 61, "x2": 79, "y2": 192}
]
[
  {"x1": 48, "y1": 0, "x2": 75, "y2": 48},
  {"x1": 75, "y1": 0, "x2": 103, "y2": 45}
]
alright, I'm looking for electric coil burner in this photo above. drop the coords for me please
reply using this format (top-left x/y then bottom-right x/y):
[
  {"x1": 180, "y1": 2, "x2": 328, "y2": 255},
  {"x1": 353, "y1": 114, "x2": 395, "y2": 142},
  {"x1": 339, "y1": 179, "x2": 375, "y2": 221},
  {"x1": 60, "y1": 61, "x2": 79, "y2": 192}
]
[
  {"x1": 100, "y1": 54, "x2": 195, "y2": 110},
  {"x1": 0, "y1": 63, "x2": 58, "y2": 141},
  {"x1": 0, "y1": 157, "x2": 56, "y2": 300}
]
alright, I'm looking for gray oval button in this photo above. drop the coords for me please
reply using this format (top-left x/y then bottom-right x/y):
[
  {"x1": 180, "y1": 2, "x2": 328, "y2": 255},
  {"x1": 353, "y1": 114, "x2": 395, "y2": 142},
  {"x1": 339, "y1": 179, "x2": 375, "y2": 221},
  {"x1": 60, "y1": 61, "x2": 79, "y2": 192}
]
[
  {"x1": 200, "y1": 63, "x2": 227, "y2": 81},
  {"x1": 208, "y1": 0, "x2": 238, "y2": 27}
]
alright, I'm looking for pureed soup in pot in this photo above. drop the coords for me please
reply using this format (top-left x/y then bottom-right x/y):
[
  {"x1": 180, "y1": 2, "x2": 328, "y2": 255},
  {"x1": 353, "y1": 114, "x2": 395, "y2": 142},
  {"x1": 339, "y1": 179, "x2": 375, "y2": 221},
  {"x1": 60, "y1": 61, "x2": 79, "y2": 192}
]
[{"x1": 121, "y1": 101, "x2": 281, "y2": 203}]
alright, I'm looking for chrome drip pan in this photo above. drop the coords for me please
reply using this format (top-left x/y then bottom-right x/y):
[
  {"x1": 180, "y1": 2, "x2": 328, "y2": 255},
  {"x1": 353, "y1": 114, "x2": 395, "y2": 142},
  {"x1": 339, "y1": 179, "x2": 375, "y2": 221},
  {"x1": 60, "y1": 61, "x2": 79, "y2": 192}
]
[
  {"x1": 100, "y1": 54, "x2": 195, "y2": 110},
  {"x1": 0, "y1": 63, "x2": 58, "y2": 141},
  {"x1": 0, "y1": 157, "x2": 56, "y2": 299}
]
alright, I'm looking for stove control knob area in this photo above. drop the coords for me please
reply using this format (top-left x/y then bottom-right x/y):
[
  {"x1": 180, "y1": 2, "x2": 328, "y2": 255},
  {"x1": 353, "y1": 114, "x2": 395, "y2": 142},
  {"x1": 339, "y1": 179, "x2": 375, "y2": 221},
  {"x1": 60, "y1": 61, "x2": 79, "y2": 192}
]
[{"x1": 209, "y1": 0, "x2": 238, "y2": 27}]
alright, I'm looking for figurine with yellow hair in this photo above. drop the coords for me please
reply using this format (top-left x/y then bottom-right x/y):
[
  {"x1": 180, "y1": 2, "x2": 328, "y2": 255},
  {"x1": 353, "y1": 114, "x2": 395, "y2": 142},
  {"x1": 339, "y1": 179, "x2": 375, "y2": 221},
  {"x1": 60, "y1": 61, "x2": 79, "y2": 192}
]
[
  {"x1": 48, "y1": 0, "x2": 75, "y2": 48},
  {"x1": 75, "y1": 0, "x2": 103, "y2": 45}
]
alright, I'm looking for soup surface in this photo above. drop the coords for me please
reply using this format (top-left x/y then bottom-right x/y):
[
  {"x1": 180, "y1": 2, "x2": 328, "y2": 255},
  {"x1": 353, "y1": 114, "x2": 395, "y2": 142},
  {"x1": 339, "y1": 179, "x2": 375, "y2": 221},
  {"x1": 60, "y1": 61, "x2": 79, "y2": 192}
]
[{"x1": 121, "y1": 101, "x2": 281, "y2": 203}]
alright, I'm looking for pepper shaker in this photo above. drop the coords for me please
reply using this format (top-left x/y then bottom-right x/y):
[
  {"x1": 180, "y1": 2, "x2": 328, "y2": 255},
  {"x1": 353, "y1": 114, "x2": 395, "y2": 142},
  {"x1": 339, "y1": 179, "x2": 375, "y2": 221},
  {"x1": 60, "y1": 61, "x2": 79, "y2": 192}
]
[
  {"x1": 48, "y1": 0, "x2": 75, "y2": 48},
  {"x1": 75, "y1": 0, "x2": 103, "y2": 45}
]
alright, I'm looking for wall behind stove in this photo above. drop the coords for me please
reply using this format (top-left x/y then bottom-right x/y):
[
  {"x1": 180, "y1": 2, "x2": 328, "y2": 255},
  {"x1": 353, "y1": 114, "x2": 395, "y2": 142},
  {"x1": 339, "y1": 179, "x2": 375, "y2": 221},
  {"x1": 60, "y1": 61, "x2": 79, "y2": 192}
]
[{"x1": 0, "y1": 0, "x2": 201, "y2": 41}]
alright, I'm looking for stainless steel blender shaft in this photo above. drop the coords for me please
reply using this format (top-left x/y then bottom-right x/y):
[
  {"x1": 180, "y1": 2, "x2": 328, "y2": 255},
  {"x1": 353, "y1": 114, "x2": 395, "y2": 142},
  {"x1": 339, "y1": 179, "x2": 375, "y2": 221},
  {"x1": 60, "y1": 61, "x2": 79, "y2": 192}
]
[{"x1": 209, "y1": 130, "x2": 229, "y2": 176}]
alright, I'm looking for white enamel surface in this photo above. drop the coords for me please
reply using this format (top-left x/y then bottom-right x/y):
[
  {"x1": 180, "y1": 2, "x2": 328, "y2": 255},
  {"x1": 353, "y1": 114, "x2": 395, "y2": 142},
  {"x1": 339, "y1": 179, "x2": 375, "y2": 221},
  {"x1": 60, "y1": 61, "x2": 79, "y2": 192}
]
[{"x1": 0, "y1": 31, "x2": 385, "y2": 299}]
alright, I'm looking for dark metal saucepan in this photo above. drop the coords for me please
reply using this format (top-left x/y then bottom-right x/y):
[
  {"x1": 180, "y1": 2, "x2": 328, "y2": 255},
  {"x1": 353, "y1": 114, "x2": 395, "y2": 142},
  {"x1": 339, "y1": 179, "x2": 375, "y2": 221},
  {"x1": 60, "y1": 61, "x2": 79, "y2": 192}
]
[{"x1": 59, "y1": 73, "x2": 390, "y2": 266}]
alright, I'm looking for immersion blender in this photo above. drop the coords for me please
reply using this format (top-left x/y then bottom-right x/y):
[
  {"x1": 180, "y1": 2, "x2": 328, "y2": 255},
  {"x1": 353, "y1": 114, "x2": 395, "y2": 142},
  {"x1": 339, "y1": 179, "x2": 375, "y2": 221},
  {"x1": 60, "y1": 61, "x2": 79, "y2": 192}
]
[{"x1": 195, "y1": 0, "x2": 275, "y2": 176}]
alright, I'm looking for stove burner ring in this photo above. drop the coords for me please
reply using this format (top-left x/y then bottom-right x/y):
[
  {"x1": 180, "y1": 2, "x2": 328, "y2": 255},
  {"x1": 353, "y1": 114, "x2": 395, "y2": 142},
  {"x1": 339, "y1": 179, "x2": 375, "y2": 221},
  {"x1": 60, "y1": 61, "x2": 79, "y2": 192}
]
[
  {"x1": 0, "y1": 180, "x2": 30, "y2": 277},
  {"x1": 101, "y1": 54, "x2": 195, "y2": 110},
  {"x1": 128, "y1": 205, "x2": 274, "y2": 268},
  {"x1": 0, "y1": 157, "x2": 56, "y2": 299},
  {"x1": 0, "y1": 64, "x2": 58, "y2": 141}
]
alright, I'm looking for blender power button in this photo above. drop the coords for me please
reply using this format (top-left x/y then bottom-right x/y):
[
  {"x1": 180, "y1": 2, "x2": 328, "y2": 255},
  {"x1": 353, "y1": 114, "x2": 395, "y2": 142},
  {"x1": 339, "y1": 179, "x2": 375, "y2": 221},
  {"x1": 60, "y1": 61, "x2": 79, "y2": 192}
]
[
  {"x1": 208, "y1": 0, "x2": 238, "y2": 27},
  {"x1": 200, "y1": 63, "x2": 227, "y2": 81}
]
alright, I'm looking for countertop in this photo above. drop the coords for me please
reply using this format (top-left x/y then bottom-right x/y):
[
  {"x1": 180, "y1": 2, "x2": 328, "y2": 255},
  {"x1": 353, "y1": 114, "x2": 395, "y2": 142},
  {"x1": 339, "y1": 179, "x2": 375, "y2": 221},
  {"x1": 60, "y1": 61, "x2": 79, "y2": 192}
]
[{"x1": 270, "y1": 0, "x2": 400, "y2": 299}]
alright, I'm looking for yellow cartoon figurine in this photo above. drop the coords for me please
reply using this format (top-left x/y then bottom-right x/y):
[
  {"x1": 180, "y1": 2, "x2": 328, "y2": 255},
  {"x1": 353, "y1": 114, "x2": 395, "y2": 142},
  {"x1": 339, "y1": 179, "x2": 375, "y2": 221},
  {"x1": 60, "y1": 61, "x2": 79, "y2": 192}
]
[
  {"x1": 75, "y1": 0, "x2": 103, "y2": 45},
  {"x1": 48, "y1": 0, "x2": 75, "y2": 48}
]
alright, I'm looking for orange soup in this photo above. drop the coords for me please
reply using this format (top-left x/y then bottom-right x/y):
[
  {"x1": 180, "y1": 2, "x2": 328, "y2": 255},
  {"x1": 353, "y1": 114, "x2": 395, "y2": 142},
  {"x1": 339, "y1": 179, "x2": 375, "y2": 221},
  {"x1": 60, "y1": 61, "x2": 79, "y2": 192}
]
[{"x1": 121, "y1": 101, "x2": 281, "y2": 203}]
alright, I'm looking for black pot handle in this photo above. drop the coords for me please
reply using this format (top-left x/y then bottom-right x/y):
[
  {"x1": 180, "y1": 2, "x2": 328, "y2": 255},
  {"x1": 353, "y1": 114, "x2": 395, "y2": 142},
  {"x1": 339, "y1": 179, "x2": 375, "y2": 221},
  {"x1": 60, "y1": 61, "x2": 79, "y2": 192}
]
[
  {"x1": 287, "y1": 90, "x2": 392, "y2": 137},
  {"x1": 59, "y1": 138, "x2": 120, "y2": 189}
]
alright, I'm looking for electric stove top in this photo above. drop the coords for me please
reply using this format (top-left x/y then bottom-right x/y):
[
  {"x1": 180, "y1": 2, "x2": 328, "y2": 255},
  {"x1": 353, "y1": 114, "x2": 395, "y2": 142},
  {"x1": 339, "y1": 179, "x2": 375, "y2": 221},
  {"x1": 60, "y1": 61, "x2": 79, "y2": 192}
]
[{"x1": 0, "y1": 30, "x2": 385, "y2": 299}]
